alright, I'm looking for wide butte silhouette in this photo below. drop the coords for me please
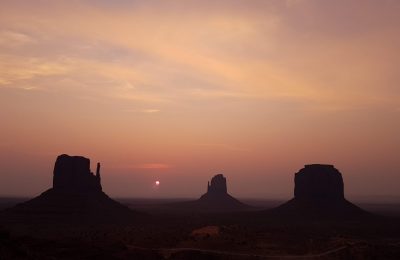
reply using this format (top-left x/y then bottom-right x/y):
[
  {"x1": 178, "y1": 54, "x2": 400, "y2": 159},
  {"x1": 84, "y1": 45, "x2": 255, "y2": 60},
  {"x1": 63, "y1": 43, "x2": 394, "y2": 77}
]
[
  {"x1": 267, "y1": 164, "x2": 369, "y2": 219},
  {"x1": 170, "y1": 174, "x2": 250, "y2": 212},
  {"x1": 2, "y1": 154, "x2": 137, "y2": 223}
]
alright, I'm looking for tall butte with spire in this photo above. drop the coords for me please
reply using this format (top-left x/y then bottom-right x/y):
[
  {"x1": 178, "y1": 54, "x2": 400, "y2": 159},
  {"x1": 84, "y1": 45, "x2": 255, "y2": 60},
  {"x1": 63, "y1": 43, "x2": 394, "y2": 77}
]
[
  {"x1": 52, "y1": 154, "x2": 102, "y2": 192},
  {"x1": 4, "y1": 154, "x2": 137, "y2": 223},
  {"x1": 206, "y1": 174, "x2": 227, "y2": 194}
]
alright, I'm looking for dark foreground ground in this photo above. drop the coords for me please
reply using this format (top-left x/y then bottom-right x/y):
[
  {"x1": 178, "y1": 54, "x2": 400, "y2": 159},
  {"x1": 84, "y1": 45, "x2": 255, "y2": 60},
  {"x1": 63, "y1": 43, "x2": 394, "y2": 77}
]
[{"x1": 1, "y1": 198, "x2": 400, "y2": 259}]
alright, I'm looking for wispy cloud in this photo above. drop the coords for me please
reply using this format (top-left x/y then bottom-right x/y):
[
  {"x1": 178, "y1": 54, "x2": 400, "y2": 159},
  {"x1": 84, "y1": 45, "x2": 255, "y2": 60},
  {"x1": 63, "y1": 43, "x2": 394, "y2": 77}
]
[
  {"x1": 0, "y1": 30, "x2": 36, "y2": 47},
  {"x1": 122, "y1": 108, "x2": 161, "y2": 114},
  {"x1": 0, "y1": 3, "x2": 398, "y2": 110},
  {"x1": 1, "y1": 0, "x2": 398, "y2": 109},
  {"x1": 130, "y1": 163, "x2": 171, "y2": 170},
  {"x1": 193, "y1": 143, "x2": 251, "y2": 152},
  {"x1": 141, "y1": 109, "x2": 160, "y2": 113},
  {"x1": 0, "y1": 56, "x2": 71, "y2": 87}
]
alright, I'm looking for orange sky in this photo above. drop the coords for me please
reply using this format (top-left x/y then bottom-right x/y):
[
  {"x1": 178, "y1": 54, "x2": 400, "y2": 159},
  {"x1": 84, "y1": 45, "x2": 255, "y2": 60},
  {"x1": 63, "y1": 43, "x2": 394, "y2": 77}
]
[{"x1": 0, "y1": 0, "x2": 399, "y2": 201}]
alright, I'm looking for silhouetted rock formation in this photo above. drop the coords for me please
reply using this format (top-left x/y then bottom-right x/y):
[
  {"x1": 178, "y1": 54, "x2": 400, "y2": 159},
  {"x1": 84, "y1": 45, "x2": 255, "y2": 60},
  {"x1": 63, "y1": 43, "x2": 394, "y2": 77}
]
[
  {"x1": 53, "y1": 154, "x2": 102, "y2": 192},
  {"x1": 295, "y1": 164, "x2": 344, "y2": 201},
  {"x1": 161, "y1": 174, "x2": 251, "y2": 213},
  {"x1": 207, "y1": 174, "x2": 227, "y2": 194},
  {"x1": 2, "y1": 154, "x2": 139, "y2": 223},
  {"x1": 269, "y1": 164, "x2": 368, "y2": 219},
  {"x1": 193, "y1": 174, "x2": 250, "y2": 212}
]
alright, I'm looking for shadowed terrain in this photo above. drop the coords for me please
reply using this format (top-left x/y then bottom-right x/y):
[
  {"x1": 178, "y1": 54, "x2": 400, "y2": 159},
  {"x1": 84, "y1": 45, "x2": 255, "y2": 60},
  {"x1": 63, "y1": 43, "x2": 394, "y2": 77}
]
[{"x1": 1, "y1": 161, "x2": 400, "y2": 259}]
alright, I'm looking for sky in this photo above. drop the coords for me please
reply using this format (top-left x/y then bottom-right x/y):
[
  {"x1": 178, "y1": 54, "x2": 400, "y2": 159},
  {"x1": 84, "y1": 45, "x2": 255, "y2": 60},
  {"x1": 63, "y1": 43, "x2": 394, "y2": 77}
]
[{"x1": 0, "y1": 0, "x2": 399, "y2": 201}]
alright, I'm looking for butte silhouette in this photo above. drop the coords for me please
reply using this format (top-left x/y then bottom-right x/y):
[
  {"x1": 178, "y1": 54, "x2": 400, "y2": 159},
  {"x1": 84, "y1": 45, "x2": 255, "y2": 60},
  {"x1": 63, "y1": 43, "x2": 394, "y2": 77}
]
[
  {"x1": 3, "y1": 154, "x2": 137, "y2": 223},
  {"x1": 267, "y1": 164, "x2": 369, "y2": 219},
  {"x1": 172, "y1": 174, "x2": 250, "y2": 212}
]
